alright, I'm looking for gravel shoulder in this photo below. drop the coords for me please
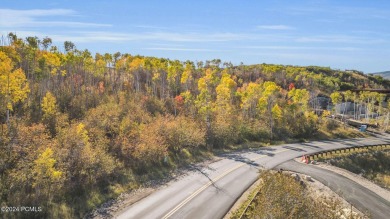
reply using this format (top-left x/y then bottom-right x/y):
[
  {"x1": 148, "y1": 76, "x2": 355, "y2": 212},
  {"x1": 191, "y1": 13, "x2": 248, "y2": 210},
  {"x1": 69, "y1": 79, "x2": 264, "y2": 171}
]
[
  {"x1": 289, "y1": 171, "x2": 365, "y2": 218},
  {"x1": 87, "y1": 157, "x2": 222, "y2": 219}
]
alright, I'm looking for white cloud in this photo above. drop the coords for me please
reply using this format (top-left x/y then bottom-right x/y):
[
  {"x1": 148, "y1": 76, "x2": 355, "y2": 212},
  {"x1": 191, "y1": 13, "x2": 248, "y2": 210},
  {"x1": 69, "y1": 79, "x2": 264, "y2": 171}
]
[
  {"x1": 133, "y1": 25, "x2": 169, "y2": 30},
  {"x1": 242, "y1": 51, "x2": 357, "y2": 64},
  {"x1": 0, "y1": 8, "x2": 75, "y2": 17},
  {"x1": 295, "y1": 35, "x2": 386, "y2": 44},
  {"x1": 142, "y1": 47, "x2": 217, "y2": 52},
  {"x1": 238, "y1": 45, "x2": 360, "y2": 51},
  {"x1": 257, "y1": 25, "x2": 294, "y2": 30},
  {"x1": 35, "y1": 31, "x2": 256, "y2": 43},
  {"x1": 0, "y1": 8, "x2": 290, "y2": 44},
  {"x1": 159, "y1": 32, "x2": 246, "y2": 42},
  {"x1": 284, "y1": 6, "x2": 390, "y2": 20},
  {"x1": 0, "y1": 8, "x2": 110, "y2": 28}
]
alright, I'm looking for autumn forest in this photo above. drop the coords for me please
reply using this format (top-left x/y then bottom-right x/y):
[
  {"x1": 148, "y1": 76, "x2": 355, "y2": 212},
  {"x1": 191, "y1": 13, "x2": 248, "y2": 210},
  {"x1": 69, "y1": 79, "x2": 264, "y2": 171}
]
[{"x1": 1, "y1": 34, "x2": 389, "y2": 218}]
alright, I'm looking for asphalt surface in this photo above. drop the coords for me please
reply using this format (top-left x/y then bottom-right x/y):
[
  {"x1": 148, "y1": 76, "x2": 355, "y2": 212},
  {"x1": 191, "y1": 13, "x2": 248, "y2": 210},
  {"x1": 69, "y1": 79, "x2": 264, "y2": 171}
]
[
  {"x1": 276, "y1": 160, "x2": 390, "y2": 219},
  {"x1": 115, "y1": 134, "x2": 390, "y2": 219}
]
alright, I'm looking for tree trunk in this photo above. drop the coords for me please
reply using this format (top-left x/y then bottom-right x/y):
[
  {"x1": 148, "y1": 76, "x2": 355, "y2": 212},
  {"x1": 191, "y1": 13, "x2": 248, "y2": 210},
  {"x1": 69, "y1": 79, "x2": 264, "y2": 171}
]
[
  {"x1": 6, "y1": 72, "x2": 10, "y2": 132},
  {"x1": 6, "y1": 109, "x2": 10, "y2": 131}
]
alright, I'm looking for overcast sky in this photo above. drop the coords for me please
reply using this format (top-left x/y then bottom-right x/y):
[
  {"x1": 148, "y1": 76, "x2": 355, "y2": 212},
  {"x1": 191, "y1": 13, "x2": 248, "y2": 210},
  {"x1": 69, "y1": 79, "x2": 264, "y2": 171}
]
[{"x1": 1, "y1": 0, "x2": 389, "y2": 73}]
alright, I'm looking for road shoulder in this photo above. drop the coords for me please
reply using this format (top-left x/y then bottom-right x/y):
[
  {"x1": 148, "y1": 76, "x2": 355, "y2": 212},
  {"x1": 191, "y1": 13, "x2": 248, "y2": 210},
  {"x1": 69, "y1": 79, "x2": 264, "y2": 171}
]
[
  {"x1": 312, "y1": 161, "x2": 390, "y2": 202},
  {"x1": 276, "y1": 160, "x2": 390, "y2": 219}
]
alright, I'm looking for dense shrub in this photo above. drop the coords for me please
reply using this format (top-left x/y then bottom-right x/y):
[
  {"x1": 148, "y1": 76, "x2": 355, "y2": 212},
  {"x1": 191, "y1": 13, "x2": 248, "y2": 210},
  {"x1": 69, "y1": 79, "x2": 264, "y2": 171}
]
[
  {"x1": 160, "y1": 115, "x2": 206, "y2": 152},
  {"x1": 211, "y1": 115, "x2": 240, "y2": 147},
  {"x1": 325, "y1": 118, "x2": 340, "y2": 130},
  {"x1": 235, "y1": 171, "x2": 359, "y2": 219},
  {"x1": 2, "y1": 34, "x2": 389, "y2": 218}
]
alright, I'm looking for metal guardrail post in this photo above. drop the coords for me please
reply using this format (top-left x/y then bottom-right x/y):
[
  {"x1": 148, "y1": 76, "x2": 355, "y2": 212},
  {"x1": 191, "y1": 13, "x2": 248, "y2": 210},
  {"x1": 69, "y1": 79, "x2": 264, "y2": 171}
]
[{"x1": 300, "y1": 144, "x2": 389, "y2": 163}]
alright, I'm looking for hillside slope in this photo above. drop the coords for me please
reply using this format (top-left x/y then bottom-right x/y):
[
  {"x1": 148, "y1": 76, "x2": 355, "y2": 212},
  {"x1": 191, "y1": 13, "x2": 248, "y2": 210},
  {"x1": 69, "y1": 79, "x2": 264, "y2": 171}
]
[{"x1": 371, "y1": 71, "x2": 390, "y2": 79}]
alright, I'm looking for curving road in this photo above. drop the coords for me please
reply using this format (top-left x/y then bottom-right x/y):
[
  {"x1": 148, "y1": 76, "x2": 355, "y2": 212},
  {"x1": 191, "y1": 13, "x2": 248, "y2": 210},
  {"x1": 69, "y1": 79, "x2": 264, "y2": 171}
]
[
  {"x1": 276, "y1": 160, "x2": 390, "y2": 219},
  {"x1": 115, "y1": 134, "x2": 390, "y2": 219}
]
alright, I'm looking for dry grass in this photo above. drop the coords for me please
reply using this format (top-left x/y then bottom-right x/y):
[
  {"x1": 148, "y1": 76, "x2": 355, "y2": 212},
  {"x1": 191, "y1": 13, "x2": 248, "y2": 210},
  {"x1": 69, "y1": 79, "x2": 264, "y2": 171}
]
[
  {"x1": 230, "y1": 171, "x2": 365, "y2": 219},
  {"x1": 319, "y1": 150, "x2": 390, "y2": 190}
]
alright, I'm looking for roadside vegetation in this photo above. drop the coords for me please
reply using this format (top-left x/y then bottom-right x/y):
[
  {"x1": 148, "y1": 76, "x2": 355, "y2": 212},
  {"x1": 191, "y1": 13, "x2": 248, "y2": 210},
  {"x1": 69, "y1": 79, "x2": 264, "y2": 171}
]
[
  {"x1": 319, "y1": 149, "x2": 390, "y2": 189},
  {"x1": 0, "y1": 34, "x2": 388, "y2": 218},
  {"x1": 231, "y1": 171, "x2": 364, "y2": 219}
]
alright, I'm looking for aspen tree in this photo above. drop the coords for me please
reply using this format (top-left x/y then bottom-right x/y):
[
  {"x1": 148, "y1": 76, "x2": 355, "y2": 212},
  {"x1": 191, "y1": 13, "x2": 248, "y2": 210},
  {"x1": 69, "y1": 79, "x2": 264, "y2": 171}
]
[{"x1": 0, "y1": 51, "x2": 30, "y2": 128}]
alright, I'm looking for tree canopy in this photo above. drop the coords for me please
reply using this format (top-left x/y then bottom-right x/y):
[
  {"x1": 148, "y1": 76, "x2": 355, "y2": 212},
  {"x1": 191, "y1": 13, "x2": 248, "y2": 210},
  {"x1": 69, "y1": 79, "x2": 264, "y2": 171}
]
[{"x1": 1, "y1": 33, "x2": 389, "y2": 218}]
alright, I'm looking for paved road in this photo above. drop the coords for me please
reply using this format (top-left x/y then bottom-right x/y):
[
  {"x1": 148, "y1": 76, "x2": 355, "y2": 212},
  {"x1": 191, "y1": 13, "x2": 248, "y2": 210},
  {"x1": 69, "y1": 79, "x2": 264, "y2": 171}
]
[
  {"x1": 276, "y1": 160, "x2": 390, "y2": 219},
  {"x1": 115, "y1": 135, "x2": 390, "y2": 219}
]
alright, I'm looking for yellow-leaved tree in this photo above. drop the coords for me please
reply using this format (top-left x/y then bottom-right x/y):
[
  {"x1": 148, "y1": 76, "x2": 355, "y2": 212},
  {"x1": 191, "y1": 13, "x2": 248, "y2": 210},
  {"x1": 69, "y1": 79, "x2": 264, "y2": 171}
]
[
  {"x1": 41, "y1": 91, "x2": 58, "y2": 136},
  {"x1": 181, "y1": 61, "x2": 194, "y2": 91},
  {"x1": 237, "y1": 82, "x2": 262, "y2": 119},
  {"x1": 215, "y1": 71, "x2": 237, "y2": 115},
  {"x1": 258, "y1": 81, "x2": 282, "y2": 140},
  {"x1": 213, "y1": 71, "x2": 238, "y2": 147},
  {"x1": 288, "y1": 88, "x2": 309, "y2": 112},
  {"x1": 196, "y1": 68, "x2": 219, "y2": 147},
  {"x1": 330, "y1": 91, "x2": 342, "y2": 114},
  {"x1": 41, "y1": 50, "x2": 62, "y2": 75},
  {"x1": 128, "y1": 57, "x2": 144, "y2": 93},
  {"x1": 0, "y1": 51, "x2": 30, "y2": 127},
  {"x1": 42, "y1": 91, "x2": 57, "y2": 118},
  {"x1": 33, "y1": 147, "x2": 63, "y2": 203}
]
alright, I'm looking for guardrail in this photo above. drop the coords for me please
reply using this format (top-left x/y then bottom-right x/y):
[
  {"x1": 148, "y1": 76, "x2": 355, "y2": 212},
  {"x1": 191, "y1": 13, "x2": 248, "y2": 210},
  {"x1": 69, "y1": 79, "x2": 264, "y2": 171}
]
[
  {"x1": 238, "y1": 189, "x2": 260, "y2": 219},
  {"x1": 305, "y1": 144, "x2": 390, "y2": 161},
  {"x1": 237, "y1": 143, "x2": 390, "y2": 218}
]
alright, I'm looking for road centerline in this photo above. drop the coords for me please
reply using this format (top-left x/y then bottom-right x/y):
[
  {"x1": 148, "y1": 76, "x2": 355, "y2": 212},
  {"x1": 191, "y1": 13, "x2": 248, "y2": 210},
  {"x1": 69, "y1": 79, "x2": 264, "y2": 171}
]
[{"x1": 161, "y1": 154, "x2": 271, "y2": 218}]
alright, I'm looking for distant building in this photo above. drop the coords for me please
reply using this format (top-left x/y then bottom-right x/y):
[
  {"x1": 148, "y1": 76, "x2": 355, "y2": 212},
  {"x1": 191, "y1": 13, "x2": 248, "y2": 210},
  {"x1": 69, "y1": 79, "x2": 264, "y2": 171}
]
[{"x1": 334, "y1": 102, "x2": 365, "y2": 115}]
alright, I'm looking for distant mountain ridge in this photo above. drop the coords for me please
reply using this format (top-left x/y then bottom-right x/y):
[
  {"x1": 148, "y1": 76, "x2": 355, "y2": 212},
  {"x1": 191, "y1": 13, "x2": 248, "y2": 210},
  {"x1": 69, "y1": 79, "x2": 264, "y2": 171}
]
[{"x1": 371, "y1": 71, "x2": 390, "y2": 79}]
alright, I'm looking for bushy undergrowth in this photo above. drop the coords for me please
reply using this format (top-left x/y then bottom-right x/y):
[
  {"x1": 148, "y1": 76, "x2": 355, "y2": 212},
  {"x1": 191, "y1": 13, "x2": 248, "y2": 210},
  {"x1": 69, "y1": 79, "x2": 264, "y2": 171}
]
[
  {"x1": 232, "y1": 171, "x2": 363, "y2": 219},
  {"x1": 2, "y1": 34, "x2": 386, "y2": 218},
  {"x1": 0, "y1": 98, "x2": 365, "y2": 219}
]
